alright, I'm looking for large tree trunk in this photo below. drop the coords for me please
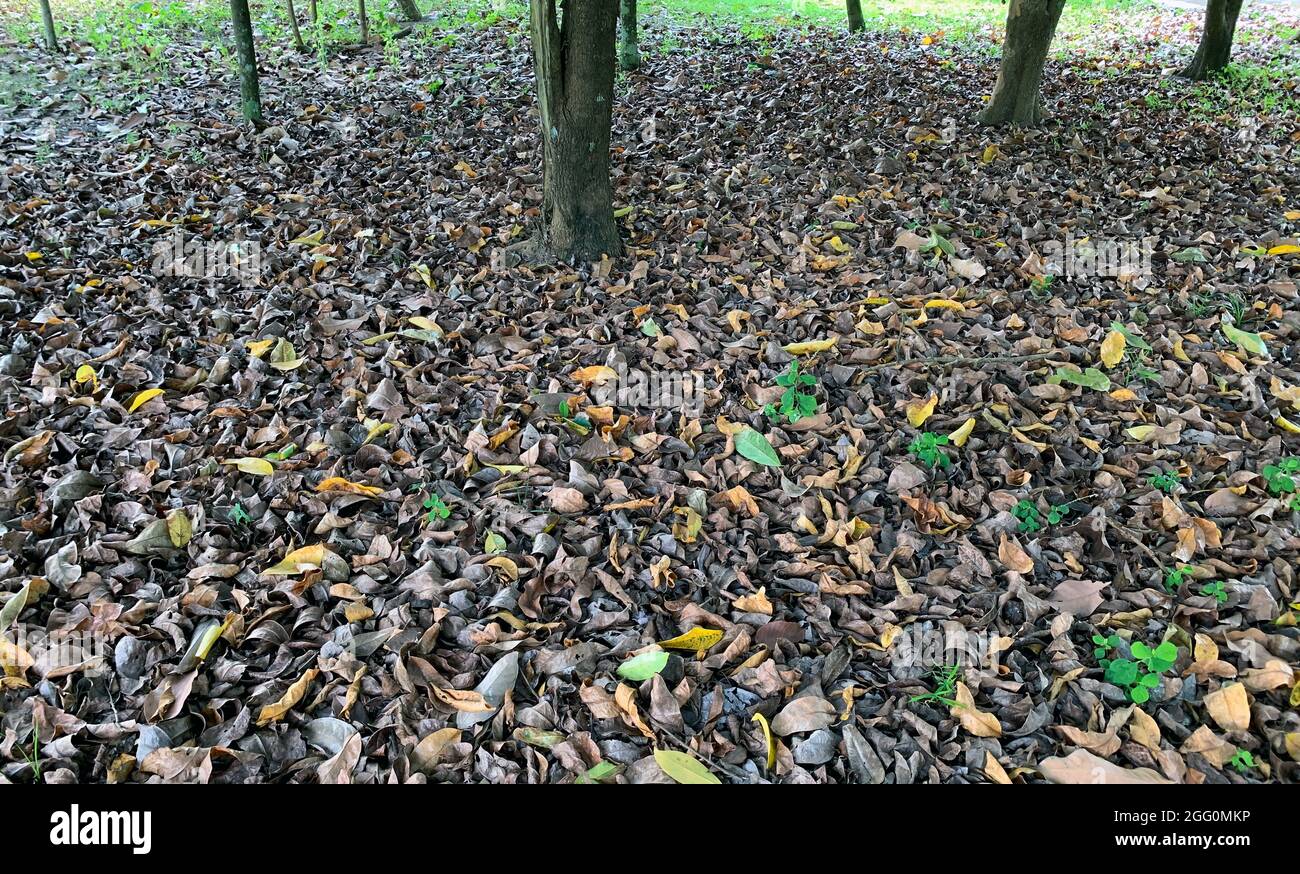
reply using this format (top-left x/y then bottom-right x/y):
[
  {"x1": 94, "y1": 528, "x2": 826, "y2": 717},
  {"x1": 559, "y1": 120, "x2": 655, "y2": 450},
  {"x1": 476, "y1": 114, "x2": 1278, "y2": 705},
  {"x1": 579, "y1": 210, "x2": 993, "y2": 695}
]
[
  {"x1": 1180, "y1": 0, "x2": 1243, "y2": 80},
  {"x1": 38, "y1": 0, "x2": 58, "y2": 52},
  {"x1": 397, "y1": 0, "x2": 422, "y2": 21},
  {"x1": 287, "y1": 0, "x2": 307, "y2": 51},
  {"x1": 979, "y1": 0, "x2": 1065, "y2": 127},
  {"x1": 845, "y1": 0, "x2": 864, "y2": 32},
  {"x1": 529, "y1": 0, "x2": 622, "y2": 260},
  {"x1": 618, "y1": 0, "x2": 640, "y2": 71},
  {"x1": 230, "y1": 0, "x2": 263, "y2": 122}
]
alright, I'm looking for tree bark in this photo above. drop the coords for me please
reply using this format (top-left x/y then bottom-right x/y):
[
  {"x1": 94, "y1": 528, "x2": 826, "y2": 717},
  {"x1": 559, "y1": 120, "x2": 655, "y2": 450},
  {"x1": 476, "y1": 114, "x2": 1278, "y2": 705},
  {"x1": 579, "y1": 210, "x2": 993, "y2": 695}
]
[
  {"x1": 529, "y1": 0, "x2": 622, "y2": 260},
  {"x1": 287, "y1": 0, "x2": 307, "y2": 51},
  {"x1": 618, "y1": 0, "x2": 640, "y2": 71},
  {"x1": 229, "y1": 0, "x2": 263, "y2": 122},
  {"x1": 979, "y1": 0, "x2": 1065, "y2": 126},
  {"x1": 358, "y1": 0, "x2": 369, "y2": 44},
  {"x1": 309, "y1": 0, "x2": 318, "y2": 24},
  {"x1": 38, "y1": 0, "x2": 58, "y2": 52},
  {"x1": 845, "y1": 0, "x2": 864, "y2": 32},
  {"x1": 1180, "y1": 0, "x2": 1243, "y2": 80},
  {"x1": 397, "y1": 0, "x2": 423, "y2": 21}
]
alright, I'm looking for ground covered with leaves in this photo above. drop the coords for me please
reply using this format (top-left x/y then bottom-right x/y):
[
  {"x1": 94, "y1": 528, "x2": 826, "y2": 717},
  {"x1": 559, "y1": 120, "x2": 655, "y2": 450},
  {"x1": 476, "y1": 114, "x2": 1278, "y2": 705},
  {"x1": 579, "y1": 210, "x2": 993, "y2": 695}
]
[{"x1": 2, "y1": 5, "x2": 1300, "y2": 784}]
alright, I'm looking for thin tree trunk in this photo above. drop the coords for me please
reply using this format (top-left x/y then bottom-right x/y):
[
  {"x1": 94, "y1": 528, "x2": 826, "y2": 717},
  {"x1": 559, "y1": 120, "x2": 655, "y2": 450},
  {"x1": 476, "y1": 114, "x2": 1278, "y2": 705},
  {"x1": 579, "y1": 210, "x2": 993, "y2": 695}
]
[
  {"x1": 38, "y1": 0, "x2": 58, "y2": 52},
  {"x1": 979, "y1": 0, "x2": 1065, "y2": 126},
  {"x1": 845, "y1": 0, "x2": 864, "y2": 32},
  {"x1": 309, "y1": 0, "x2": 318, "y2": 24},
  {"x1": 397, "y1": 0, "x2": 422, "y2": 20},
  {"x1": 529, "y1": 0, "x2": 622, "y2": 261},
  {"x1": 229, "y1": 0, "x2": 263, "y2": 122},
  {"x1": 618, "y1": 0, "x2": 640, "y2": 71},
  {"x1": 1180, "y1": 0, "x2": 1243, "y2": 80},
  {"x1": 358, "y1": 0, "x2": 369, "y2": 44},
  {"x1": 287, "y1": 0, "x2": 307, "y2": 51}
]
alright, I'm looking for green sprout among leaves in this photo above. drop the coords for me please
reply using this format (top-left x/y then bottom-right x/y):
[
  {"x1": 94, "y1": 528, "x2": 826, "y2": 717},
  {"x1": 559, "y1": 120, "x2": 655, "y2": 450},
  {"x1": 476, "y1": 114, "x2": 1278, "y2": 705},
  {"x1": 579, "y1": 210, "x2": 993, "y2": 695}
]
[
  {"x1": 423, "y1": 493, "x2": 450, "y2": 523},
  {"x1": 909, "y1": 664, "x2": 960, "y2": 707},
  {"x1": 1163, "y1": 564, "x2": 1194, "y2": 593},
  {"x1": 556, "y1": 399, "x2": 592, "y2": 436},
  {"x1": 1094, "y1": 635, "x2": 1177, "y2": 704},
  {"x1": 1262, "y1": 457, "x2": 1300, "y2": 498},
  {"x1": 1228, "y1": 748, "x2": 1256, "y2": 774},
  {"x1": 1200, "y1": 580, "x2": 1228, "y2": 604},
  {"x1": 227, "y1": 502, "x2": 251, "y2": 526},
  {"x1": 908, "y1": 432, "x2": 950, "y2": 469},
  {"x1": 1147, "y1": 470, "x2": 1181, "y2": 494},
  {"x1": 764, "y1": 361, "x2": 818, "y2": 424},
  {"x1": 1013, "y1": 499, "x2": 1070, "y2": 534}
]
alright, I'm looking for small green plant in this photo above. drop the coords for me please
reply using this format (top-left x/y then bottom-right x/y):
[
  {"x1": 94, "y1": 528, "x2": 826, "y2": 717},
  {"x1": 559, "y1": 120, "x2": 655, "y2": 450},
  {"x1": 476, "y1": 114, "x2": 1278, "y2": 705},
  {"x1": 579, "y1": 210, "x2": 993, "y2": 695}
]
[
  {"x1": 764, "y1": 361, "x2": 818, "y2": 424},
  {"x1": 1013, "y1": 499, "x2": 1070, "y2": 534},
  {"x1": 1262, "y1": 457, "x2": 1300, "y2": 497},
  {"x1": 555, "y1": 398, "x2": 592, "y2": 435},
  {"x1": 423, "y1": 493, "x2": 450, "y2": 523},
  {"x1": 1112, "y1": 322, "x2": 1159, "y2": 385},
  {"x1": 1147, "y1": 469, "x2": 1182, "y2": 494},
  {"x1": 909, "y1": 664, "x2": 960, "y2": 707},
  {"x1": 227, "y1": 503, "x2": 251, "y2": 526},
  {"x1": 1094, "y1": 635, "x2": 1177, "y2": 704},
  {"x1": 908, "y1": 432, "x2": 950, "y2": 469},
  {"x1": 1228, "y1": 747, "x2": 1256, "y2": 774},
  {"x1": 1200, "y1": 580, "x2": 1228, "y2": 604},
  {"x1": 22, "y1": 730, "x2": 40, "y2": 782},
  {"x1": 1029, "y1": 274, "x2": 1055, "y2": 298},
  {"x1": 1163, "y1": 564, "x2": 1194, "y2": 593}
]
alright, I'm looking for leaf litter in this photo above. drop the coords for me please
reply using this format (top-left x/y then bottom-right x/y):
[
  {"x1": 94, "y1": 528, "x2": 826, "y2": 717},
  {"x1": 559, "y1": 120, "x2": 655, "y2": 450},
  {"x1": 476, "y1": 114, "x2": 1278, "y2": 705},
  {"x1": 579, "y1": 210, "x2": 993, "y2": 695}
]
[{"x1": 0, "y1": 7, "x2": 1299, "y2": 784}]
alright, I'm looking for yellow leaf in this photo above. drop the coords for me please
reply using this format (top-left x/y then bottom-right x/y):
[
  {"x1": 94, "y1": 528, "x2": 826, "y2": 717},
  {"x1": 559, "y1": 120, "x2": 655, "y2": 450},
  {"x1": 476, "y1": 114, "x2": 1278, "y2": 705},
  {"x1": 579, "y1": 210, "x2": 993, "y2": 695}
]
[
  {"x1": 289, "y1": 229, "x2": 325, "y2": 246},
  {"x1": 166, "y1": 509, "x2": 192, "y2": 548},
  {"x1": 408, "y1": 315, "x2": 442, "y2": 334},
  {"x1": 1266, "y1": 244, "x2": 1300, "y2": 256},
  {"x1": 362, "y1": 418, "x2": 393, "y2": 445},
  {"x1": 315, "y1": 477, "x2": 384, "y2": 497},
  {"x1": 751, "y1": 713, "x2": 776, "y2": 770},
  {"x1": 1109, "y1": 388, "x2": 1138, "y2": 401},
  {"x1": 224, "y1": 457, "x2": 275, "y2": 477},
  {"x1": 906, "y1": 394, "x2": 938, "y2": 427},
  {"x1": 947, "y1": 417, "x2": 975, "y2": 447},
  {"x1": 782, "y1": 336, "x2": 839, "y2": 356},
  {"x1": 74, "y1": 364, "x2": 99, "y2": 392},
  {"x1": 658, "y1": 627, "x2": 723, "y2": 654},
  {"x1": 1284, "y1": 210, "x2": 1300, "y2": 221},
  {"x1": 256, "y1": 668, "x2": 319, "y2": 725},
  {"x1": 245, "y1": 338, "x2": 275, "y2": 358},
  {"x1": 263, "y1": 543, "x2": 332, "y2": 576},
  {"x1": 1099, "y1": 329, "x2": 1126, "y2": 368},
  {"x1": 981, "y1": 144, "x2": 999, "y2": 163},
  {"x1": 1125, "y1": 425, "x2": 1157, "y2": 442},
  {"x1": 570, "y1": 365, "x2": 618, "y2": 386},
  {"x1": 924, "y1": 299, "x2": 965, "y2": 311},
  {"x1": 1276, "y1": 415, "x2": 1300, "y2": 435},
  {"x1": 127, "y1": 388, "x2": 164, "y2": 412},
  {"x1": 733, "y1": 587, "x2": 773, "y2": 615},
  {"x1": 452, "y1": 160, "x2": 477, "y2": 178}
]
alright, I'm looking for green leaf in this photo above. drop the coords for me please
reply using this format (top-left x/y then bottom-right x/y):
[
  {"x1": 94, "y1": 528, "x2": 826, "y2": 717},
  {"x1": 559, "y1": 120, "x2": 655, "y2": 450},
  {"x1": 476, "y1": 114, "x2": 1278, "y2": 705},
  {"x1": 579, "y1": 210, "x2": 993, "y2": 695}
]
[
  {"x1": 1049, "y1": 367, "x2": 1111, "y2": 391},
  {"x1": 0, "y1": 579, "x2": 32, "y2": 629},
  {"x1": 1153, "y1": 641, "x2": 1178, "y2": 663},
  {"x1": 1222, "y1": 321, "x2": 1268, "y2": 357},
  {"x1": 1110, "y1": 321, "x2": 1152, "y2": 351},
  {"x1": 578, "y1": 761, "x2": 621, "y2": 784},
  {"x1": 616, "y1": 650, "x2": 670, "y2": 682},
  {"x1": 1105, "y1": 659, "x2": 1139, "y2": 686},
  {"x1": 1130, "y1": 641, "x2": 1151, "y2": 660},
  {"x1": 484, "y1": 531, "x2": 507, "y2": 554},
  {"x1": 653, "y1": 748, "x2": 721, "y2": 785},
  {"x1": 1130, "y1": 685, "x2": 1150, "y2": 704},
  {"x1": 735, "y1": 428, "x2": 782, "y2": 468},
  {"x1": 639, "y1": 318, "x2": 662, "y2": 338}
]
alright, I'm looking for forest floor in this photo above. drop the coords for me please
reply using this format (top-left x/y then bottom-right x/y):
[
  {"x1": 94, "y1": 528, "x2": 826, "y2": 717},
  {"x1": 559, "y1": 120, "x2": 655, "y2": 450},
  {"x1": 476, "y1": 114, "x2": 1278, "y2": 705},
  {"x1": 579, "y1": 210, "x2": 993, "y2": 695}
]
[{"x1": 0, "y1": 2, "x2": 1299, "y2": 784}]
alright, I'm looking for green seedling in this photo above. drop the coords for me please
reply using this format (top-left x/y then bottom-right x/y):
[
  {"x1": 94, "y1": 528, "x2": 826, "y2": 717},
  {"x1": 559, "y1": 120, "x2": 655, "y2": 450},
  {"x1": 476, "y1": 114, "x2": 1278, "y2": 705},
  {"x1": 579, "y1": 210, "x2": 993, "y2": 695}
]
[
  {"x1": 1112, "y1": 322, "x2": 1159, "y2": 385},
  {"x1": 764, "y1": 361, "x2": 818, "y2": 424},
  {"x1": 909, "y1": 664, "x2": 960, "y2": 707},
  {"x1": 1163, "y1": 564, "x2": 1194, "y2": 592},
  {"x1": 227, "y1": 503, "x2": 251, "y2": 526},
  {"x1": 1262, "y1": 457, "x2": 1300, "y2": 497},
  {"x1": 1013, "y1": 499, "x2": 1070, "y2": 533},
  {"x1": 1228, "y1": 748, "x2": 1256, "y2": 774},
  {"x1": 908, "y1": 432, "x2": 950, "y2": 469},
  {"x1": 423, "y1": 493, "x2": 450, "y2": 523},
  {"x1": 1094, "y1": 635, "x2": 1178, "y2": 704},
  {"x1": 1200, "y1": 581, "x2": 1228, "y2": 604},
  {"x1": 1147, "y1": 470, "x2": 1182, "y2": 494}
]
